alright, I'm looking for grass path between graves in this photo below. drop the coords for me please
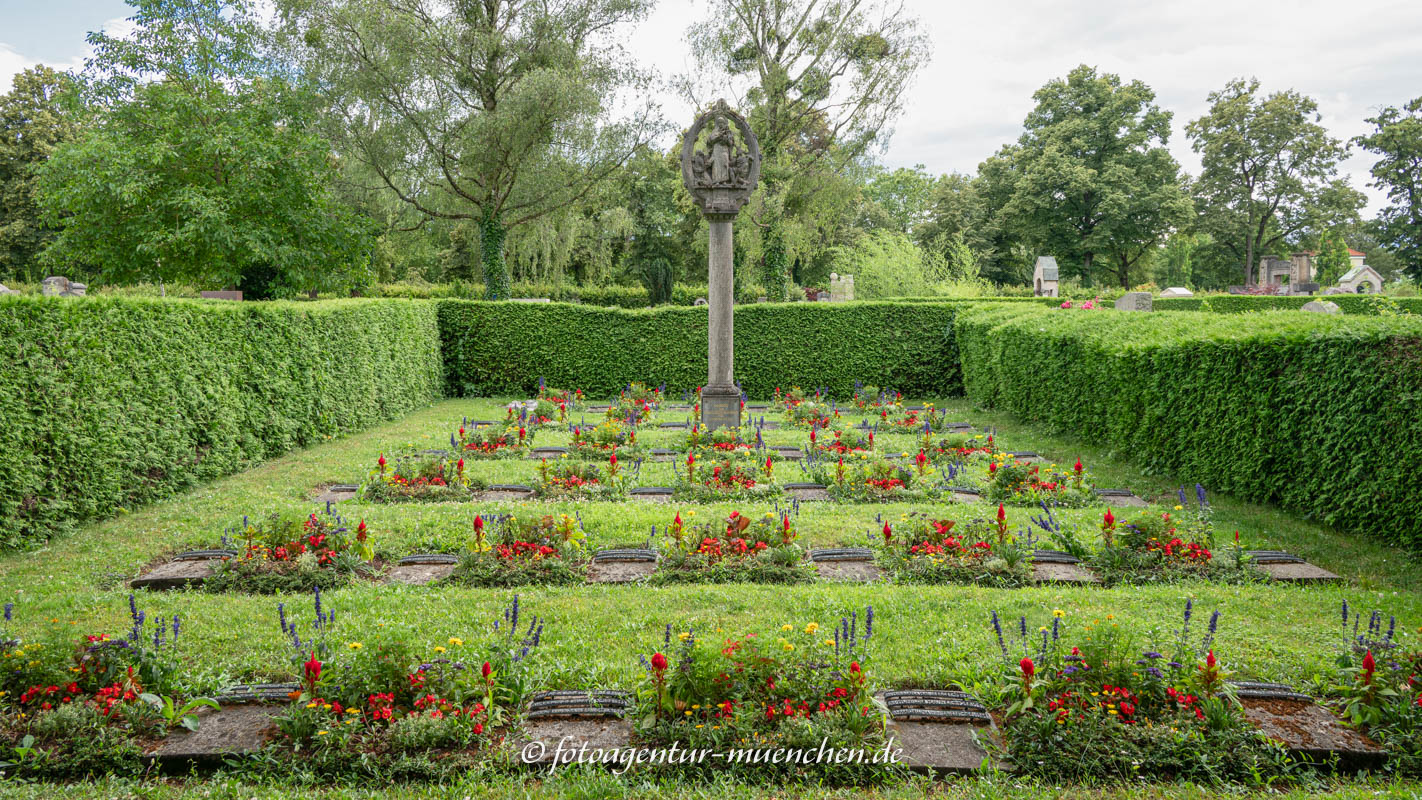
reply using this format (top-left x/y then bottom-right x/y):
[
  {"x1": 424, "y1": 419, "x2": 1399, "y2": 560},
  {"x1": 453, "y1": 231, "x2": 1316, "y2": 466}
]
[{"x1": 1, "y1": 397, "x2": 1420, "y2": 793}]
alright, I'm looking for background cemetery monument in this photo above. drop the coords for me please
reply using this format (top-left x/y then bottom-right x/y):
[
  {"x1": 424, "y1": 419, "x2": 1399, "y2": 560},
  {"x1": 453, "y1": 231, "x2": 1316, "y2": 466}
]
[{"x1": 681, "y1": 100, "x2": 760, "y2": 431}]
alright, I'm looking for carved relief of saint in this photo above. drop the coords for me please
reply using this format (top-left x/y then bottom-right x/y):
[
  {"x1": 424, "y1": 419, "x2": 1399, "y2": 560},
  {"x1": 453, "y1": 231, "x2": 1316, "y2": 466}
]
[{"x1": 708, "y1": 116, "x2": 735, "y2": 186}]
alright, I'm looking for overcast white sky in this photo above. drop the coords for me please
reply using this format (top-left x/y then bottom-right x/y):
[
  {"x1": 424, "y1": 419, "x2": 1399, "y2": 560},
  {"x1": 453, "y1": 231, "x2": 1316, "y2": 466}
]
[{"x1": 4, "y1": 0, "x2": 1420, "y2": 213}]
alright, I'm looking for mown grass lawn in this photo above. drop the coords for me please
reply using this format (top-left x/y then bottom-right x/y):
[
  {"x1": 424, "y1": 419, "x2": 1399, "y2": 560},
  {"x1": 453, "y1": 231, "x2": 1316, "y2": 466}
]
[{"x1": 2, "y1": 396, "x2": 1419, "y2": 795}]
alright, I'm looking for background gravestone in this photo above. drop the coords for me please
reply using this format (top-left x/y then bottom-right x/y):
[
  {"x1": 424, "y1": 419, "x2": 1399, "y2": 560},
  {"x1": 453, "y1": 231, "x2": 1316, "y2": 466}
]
[
  {"x1": 1113, "y1": 292, "x2": 1152, "y2": 311},
  {"x1": 1301, "y1": 300, "x2": 1342, "y2": 314}
]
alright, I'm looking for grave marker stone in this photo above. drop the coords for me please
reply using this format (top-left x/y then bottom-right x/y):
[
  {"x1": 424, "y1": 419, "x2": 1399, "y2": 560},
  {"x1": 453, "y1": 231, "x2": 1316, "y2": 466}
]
[{"x1": 1113, "y1": 292, "x2": 1152, "y2": 311}]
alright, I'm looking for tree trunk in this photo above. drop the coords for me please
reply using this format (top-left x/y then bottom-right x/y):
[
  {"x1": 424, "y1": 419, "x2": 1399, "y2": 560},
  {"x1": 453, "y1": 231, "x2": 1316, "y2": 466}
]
[
  {"x1": 480, "y1": 209, "x2": 510, "y2": 300},
  {"x1": 761, "y1": 224, "x2": 788, "y2": 301},
  {"x1": 1081, "y1": 252, "x2": 1094, "y2": 288}
]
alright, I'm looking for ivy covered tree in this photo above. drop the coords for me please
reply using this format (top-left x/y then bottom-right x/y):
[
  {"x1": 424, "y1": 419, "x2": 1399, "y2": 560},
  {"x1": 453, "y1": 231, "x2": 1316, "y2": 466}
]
[
  {"x1": 277, "y1": 0, "x2": 660, "y2": 299},
  {"x1": 0, "y1": 66, "x2": 79, "y2": 284},
  {"x1": 1355, "y1": 97, "x2": 1422, "y2": 283},
  {"x1": 35, "y1": 0, "x2": 372, "y2": 298},
  {"x1": 1313, "y1": 231, "x2": 1351, "y2": 287}
]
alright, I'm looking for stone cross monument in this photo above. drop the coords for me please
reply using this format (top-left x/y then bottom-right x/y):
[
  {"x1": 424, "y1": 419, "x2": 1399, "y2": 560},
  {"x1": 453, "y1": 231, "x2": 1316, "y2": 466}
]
[{"x1": 681, "y1": 99, "x2": 760, "y2": 431}]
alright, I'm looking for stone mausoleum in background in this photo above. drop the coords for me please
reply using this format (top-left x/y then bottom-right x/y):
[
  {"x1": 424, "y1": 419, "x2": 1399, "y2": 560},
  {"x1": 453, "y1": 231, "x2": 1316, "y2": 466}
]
[{"x1": 1260, "y1": 249, "x2": 1384, "y2": 294}]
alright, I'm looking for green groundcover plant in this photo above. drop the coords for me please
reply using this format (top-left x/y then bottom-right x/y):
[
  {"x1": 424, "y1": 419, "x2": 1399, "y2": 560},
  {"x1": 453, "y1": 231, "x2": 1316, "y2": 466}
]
[{"x1": 649, "y1": 509, "x2": 813, "y2": 585}]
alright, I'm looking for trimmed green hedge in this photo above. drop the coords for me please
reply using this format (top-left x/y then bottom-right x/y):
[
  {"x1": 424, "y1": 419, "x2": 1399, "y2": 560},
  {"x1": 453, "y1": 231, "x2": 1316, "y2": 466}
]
[
  {"x1": 438, "y1": 300, "x2": 962, "y2": 399},
  {"x1": 955, "y1": 304, "x2": 1422, "y2": 547},
  {"x1": 1154, "y1": 295, "x2": 1422, "y2": 314},
  {"x1": 0, "y1": 297, "x2": 442, "y2": 546},
  {"x1": 375, "y1": 282, "x2": 767, "y2": 308}
]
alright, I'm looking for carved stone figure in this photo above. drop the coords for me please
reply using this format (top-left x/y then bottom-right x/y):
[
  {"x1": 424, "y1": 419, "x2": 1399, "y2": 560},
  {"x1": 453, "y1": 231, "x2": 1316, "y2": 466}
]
[{"x1": 681, "y1": 99, "x2": 761, "y2": 220}]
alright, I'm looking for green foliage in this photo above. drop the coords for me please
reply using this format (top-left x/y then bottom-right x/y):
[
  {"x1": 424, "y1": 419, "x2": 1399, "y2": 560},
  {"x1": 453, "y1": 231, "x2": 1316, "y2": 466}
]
[
  {"x1": 1187, "y1": 78, "x2": 1365, "y2": 286},
  {"x1": 36, "y1": 0, "x2": 372, "y2": 297},
  {"x1": 829, "y1": 230, "x2": 932, "y2": 298},
  {"x1": 1153, "y1": 295, "x2": 1422, "y2": 314},
  {"x1": 438, "y1": 300, "x2": 963, "y2": 398},
  {"x1": 480, "y1": 212, "x2": 510, "y2": 301},
  {"x1": 0, "y1": 65, "x2": 78, "y2": 284},
  {"x1": 1355, "y1": 97, "x2": 1422, "y2": 283},
  {"x1": 1314, "y1": 231, "x2": 1352, "y2": 287},
  {"x1": 1004, "y1": 65, "x2": 1192, "y2": 289},
  {"x1": 0, "y1": 297, "x2": 441, "y2": 546},
  {"x1": 955, "y1": 303, "x2": 1422, "y2": 547}
]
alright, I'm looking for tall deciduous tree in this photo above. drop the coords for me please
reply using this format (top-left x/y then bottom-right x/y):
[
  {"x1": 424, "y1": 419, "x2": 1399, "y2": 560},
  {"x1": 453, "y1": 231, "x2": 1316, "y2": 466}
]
[
  {"x1": 683, "y1": 0, "x2": 929, "y2": 299},
  {"x1": 1003, "y1": 65, "x2": 1191, "y2": 289},
  {"x1": 0, "y1": 66, "x2": 79, "y2": 283},
  {"x1": 35, "y1": 0, "x2": 371, "y2": 297},
  {"x1": 1355, "y1": 97, "x2": 1422, "y2": 283},
  {"x1": 1186, "y1": 78, "x2": 1363, "y2": 286},
  {"x1": 277, "y1": 0, "x2": 660, "y2": 299}
]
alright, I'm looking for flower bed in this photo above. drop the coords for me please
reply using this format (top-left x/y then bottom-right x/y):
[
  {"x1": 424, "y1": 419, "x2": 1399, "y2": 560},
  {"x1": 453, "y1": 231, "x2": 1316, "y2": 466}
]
[
  {"x1": 649, "y1": 510, "x2": 813, "y2": 584},
  {"x1": 1317, "y1": 603, "x2": 1422, "y2": 772},
  {"x1": 984, "y1": 457, "x2": 1095, "y2": 507},
  {"x1": 509, "y1": 398, "x2": 565, "y2": 429},
  {"x1": 636, "y1": 608, "x2": 884, "y2": 780},
  {"x1": 785, "y1": 401, "x2": 837, "y2": 430},
  {"x1": 604, "y1": 382, "x2": 663, "y2": 425},
  {"x1": 807, "y1": 454, "x2": 937, "y2": 503},
  {"x1": 1030, "y1": 490, "x2": 1262, "y2": 586},
  {"x1": 533, "y1": 457, "x2": 627, "y2": 500},
  {"x1": 685, "y1": 426, "x2": 766, "y2": 457},
  {"x1": 571, "y1": 420, "x2": 646, "y2": 460},
  {"x1": 205, "y1": 511, "x2": 376, "y2": 594},
  {"x1": 875, "y1": 513, "x2": 1031, "y2": 586},
  {"x1": 989, "y1": 601, "x2": 1293, "y2": 782},
  {"x1": 269, "y1": 592, "x2": 541, "y2": 769},
  {"x1": 673, "y1": 454, "x2": 782, "y2": 502},
  {"x1": 361, "y1": 453, "x2": 484, "y2": 503},
  {"x1": 537, "y1": 379, "x2": 585, "y2": 410},
  {"x1": 851, "y1": 383, "x2": 899, "y2": 410},
  {"x1": 449, "y1": 514, "x2": 588, "y2": 587},
  {"x1": 454, "y1": 422, "x2": 531, "y2": 459},
  {"x1": 0, "y1": 598, "x2": 212, "y2": 779},
  {"x1": 810, "y1": 427, "x2": 874, "y2": 456}
]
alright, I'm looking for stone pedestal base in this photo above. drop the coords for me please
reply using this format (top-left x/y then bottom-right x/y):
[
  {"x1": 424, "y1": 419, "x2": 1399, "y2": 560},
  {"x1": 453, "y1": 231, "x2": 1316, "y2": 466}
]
[{"x1": 701, "y1": 385, "x2": 742, "y2": 431}]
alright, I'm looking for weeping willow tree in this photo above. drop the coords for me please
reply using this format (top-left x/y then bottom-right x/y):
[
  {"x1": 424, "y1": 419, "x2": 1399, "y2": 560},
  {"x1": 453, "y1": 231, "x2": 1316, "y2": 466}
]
[
  {"x1": 278, "y1": 0, "x2": 662, "y2": 298},
  {"x1": 682, "y1": 0, "x2": 930, "y2": 299}
]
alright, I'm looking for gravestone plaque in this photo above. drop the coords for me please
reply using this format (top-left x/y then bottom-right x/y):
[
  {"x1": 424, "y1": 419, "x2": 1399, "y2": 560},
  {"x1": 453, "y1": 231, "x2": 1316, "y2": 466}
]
[
  {"x1": 878, "y1": 689, "x2": 998, "y2": 773},
  {"x1": 1113, "y1": 292, "x2": 1152, "y2": 311},
  {"x1": 387, "y1": 554, "x2": 459, "y2": 586},
  {"x1": 810, "y1": 548, "x2": 882, "y2": 582},
  {"x1": 949, "y1": 487, "x2": 983, "y2": 504},
  {"x1": 1093, "y1": 488, "x2": 1147, "y2": 507},
  {"x1": 148, "y1": 704, "x2": 281, "y2": 768},
  {"x1": 1301, "y1": 300, "x2": 1342, "y2": 314},
  {"x1": 588, "y1": 549, "x2": 657, "y2": 583},
  {"x1": 783, "y1": 483, "x2": 830, "y2": 501},
  {"x1": 314, "y1": 483, "x2": 360, "y2": 503},
  {"x1": 132, "y1": 558, "x2": 221, "y2": 590},
  {"x1": 629, "y1": 486, "x2": 674, "y2": 503},
  {"x1": 200, "y1": 290, "x2": 243, "y2": 301},
  {"x1": 1240, "y1": 696, "x2": 1383, "y2": 768},
  {"x1": 516, "y1": 690, "x2": 634, "y2": 766}
]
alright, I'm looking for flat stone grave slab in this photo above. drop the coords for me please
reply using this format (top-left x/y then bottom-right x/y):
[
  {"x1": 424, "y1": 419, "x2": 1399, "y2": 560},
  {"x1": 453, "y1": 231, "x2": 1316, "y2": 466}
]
[
  {"x1": 878, "y1": 689, "x2": 998, "y2": 773},
  {"x1": 587, "y1": 405, "x2": 611, "y2": 412},
  {"x1": 1007, "y1": 451, "x2": 1045, "y2": 463},
  {"x1": 1030, "y1": 550, "x2": 1099, "y2": 584},
  {"x1": 1094, "y1": 488, "x2": 1148, "y2": 507},
  {"x1": 147, "y1": 703, "x2": 282, "y2": 769},
  {"x1": 658, "y1": 422, "x2": 690, "y2": 430},
  {"x1": 1235, "y1": 683, "x2": 1384, "y2": 768},
  {"x1": 770, "y1": 446, "x2": 804, "y2": 460},
  {"x1": 588, "y1": 549, "x2": 657, "y2": 583},
  {"x1": 629, "y1": 486, "x2": 673, "y2": 504},
  {"x1": 517, "y1": 690, "x2": 634, "y2": 766},
  {"x1": 529, "y1": 446, "x2": 571, "y2": 459},
  {"x1": 649, "y1": 448, "x2": 680, "y2": 462},
  {"x1": 132, "y1": 551, "x2": 235, "y2": 590},
  {"x1": 748, "y1": 419, "x2": 781, "y2": 430},
  {"x1": 948, "y1": 487, "x2": 983, "y2": 504},
  {"x1": 313, "y1": 483, "x2": 360, "y2": 503},
  {"x1": 746, "y1": 404, "x2": 769, "y2": 412},
  {"x1": 783, "y1": 482, "x2": 830, "y2": 501},
  {"x1": 213, "y1": 683, "x2": 301, "y2": 704},
  {"x1": 387, "y1": 553, "x2": 459, "y2": 585},
  {"x1": 478, "y1": 484, "x2": 535, "y2": 502},
  {"x1": 811, "y1": 548, "x2": 882, "y2": 582},
  {"x1": 1247, "y1": 551, "x2": 1341, "y2": 583}
]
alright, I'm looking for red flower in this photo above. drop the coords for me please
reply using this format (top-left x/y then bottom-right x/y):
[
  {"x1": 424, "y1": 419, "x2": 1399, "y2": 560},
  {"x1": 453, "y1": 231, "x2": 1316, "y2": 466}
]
[
  {"x1": 1206, "y1": 650, "x2": 1217, "y2": 669},
  {"x1": 988, "y1": 462, "x2": 997, "y2": 474},
  {"x1": 1103, "y1": 509, "x2": 1116, "y2": 528},
  {"x1": 610, "y1": 453, "x2": 618, "y2": 468},
  {"x1": 997, "y1": 503, "x2": 1006, "y2": 523},
  {"x1": 303, "y1": 652, "x2": 322, "y2": 690},
  {"x1": 356, "y1": 520, "x2": 367, "y2": 543},
  {"x1": 1020, "y1": 657, "x2": 1035, "y2": 680},
  {"x1": 1362, "y1": 650, "x2": 1376, "y2": 684},
  {"x1": 651, "y1": 652, "x2": 668, "y2": 673},
  {"x1": 377, "y1": 454, "x2": 386, "y2": 471},
  {"x1": 849, "y1": 661, "x2": 861, "y2": 673},
  {"x1": 457, "y1": 458, "x2": 465, "y2": 475},
  {"x1": 472, "y1": 722, "x2": 484, "y2": 734},
  {"x1": 473, "y1": 515, "x2": 484, "y2": 534},
  {"x1": 1074, "y1": 458, "x2": 1083, "y2": 474},
  {"x1": 482, "y1": 661, "x2": 493, "y2": 679},
  {"x1": 882, "y1": 522, "x2": 892, "y2": 543}
]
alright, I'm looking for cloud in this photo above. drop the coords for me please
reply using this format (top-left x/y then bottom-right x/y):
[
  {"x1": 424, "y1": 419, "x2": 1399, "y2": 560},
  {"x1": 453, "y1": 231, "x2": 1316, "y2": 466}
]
[{"x1": 0, "y1": 16, "x2": 133, "y2": 93}]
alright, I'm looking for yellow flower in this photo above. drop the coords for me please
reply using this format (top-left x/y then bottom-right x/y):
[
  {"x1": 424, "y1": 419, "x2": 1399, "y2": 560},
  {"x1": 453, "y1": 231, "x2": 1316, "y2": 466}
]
[
  {"x1": 780, "y1": 624, "x2": 793, "y2": 632},
  {"x1": 317, "y1": 730, "x2": 328, "y2": 736},
  {"x1": 823, "y1": 639, "x2": 835, "y2": 647},
  {"x1": 345, "y1": 708, "x2": 360, "y2": 714},
  {"x1": 1052, "y1": 609, "x2": 1065, "y2": 618},
  {"x1": 347, "y1": 642, "x2": 363, "y2": 650},
  {"x1": 804, "y1": 622, "x2": 819, "y2": 634},
  {"x1": 448, "y1": 637, "x2": 463, "y2": 646},
  {"x1": 678, "y1": 632, "x2": 691, "y2": 641},
  {"x1": 782, "y1": 643, "x2": 794, "y2": 652},
  {"x1": 323, "y1": 704, "x2": 333, "y2": 711},
  {"x1": 307, "y1": 702, "x2": 318, "y2": 709},
  {"x1": 434, "y1": 646, "x2": 447, "y2": 654},
  {"x1": 1173, "y1": 505, "x2": 1183, "y2": 511}
]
